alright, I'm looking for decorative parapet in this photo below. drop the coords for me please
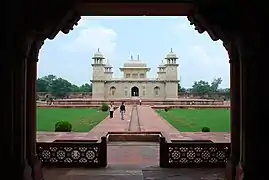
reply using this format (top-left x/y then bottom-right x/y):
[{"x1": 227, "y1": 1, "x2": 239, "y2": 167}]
[
  {"x1": 160, "y1": 137, "x2": 230, "y2": 168},
  {"x1": 37, "y1": 137, "x2": 107, "y2": 168},
  {"x1": 90, "y1": 79, "x2": 180, "y2": 83}
]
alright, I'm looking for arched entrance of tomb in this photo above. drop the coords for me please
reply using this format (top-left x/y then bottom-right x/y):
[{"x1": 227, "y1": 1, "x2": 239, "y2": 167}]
[
  {"x1": 110, "y1": 86, "x2": 116, "y2": 97},
  {"x1": 131, "y1": 86, "x2": 139, "y2": 97},
  {"x1": 154, "y1": 86, "x2": 160, "y2": 96}
]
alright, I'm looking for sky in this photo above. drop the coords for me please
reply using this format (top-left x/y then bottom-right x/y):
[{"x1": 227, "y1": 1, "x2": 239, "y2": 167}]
[{"x1": 38, "y1": 16, "x2": 230, "y2": 88}]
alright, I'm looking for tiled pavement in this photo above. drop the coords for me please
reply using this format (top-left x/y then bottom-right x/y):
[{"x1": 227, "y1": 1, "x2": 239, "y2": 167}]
[{"x1": 43, "y1": 166, "x2": 225, "y2": 180}]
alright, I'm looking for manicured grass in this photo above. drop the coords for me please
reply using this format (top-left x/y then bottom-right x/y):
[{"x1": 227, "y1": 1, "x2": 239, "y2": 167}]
[
  {"x1": 37, "y1": 108, "x2": 108, "y2": 132},
  {"x1": 157, "y1": 109, "x2": 230, "y2": 132}
]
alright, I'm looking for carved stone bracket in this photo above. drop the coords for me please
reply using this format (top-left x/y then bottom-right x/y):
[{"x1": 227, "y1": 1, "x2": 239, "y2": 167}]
[
  {"x1": 187, "y1": 4, "x2": 241, "y2": 64},
  {"x1": 187, "y1": 8, "x2": 222, "y2": 41},
  {"x1": 28, "y1": 40, "x2": 44, "y2": 63},
  {"x1": 25, "y1": 1, "x2": 81, "y2": 40}
]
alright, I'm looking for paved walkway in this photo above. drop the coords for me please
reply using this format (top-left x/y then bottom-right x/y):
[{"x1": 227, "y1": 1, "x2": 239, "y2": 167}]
[{"x1": 137, "y1": 105, "x2": 179, "y2": 133}]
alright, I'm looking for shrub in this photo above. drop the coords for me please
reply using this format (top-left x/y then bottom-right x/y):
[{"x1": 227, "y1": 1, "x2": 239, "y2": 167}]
[
  {"x1": 101, "y1": 103, "x2": 109, "y2": 111},
  {"x1": 55, "y1": 121, "x2": 72, "y2": 132},
  {"x1": 201, "y1": 127, "x2": 211, "y2": 132},
  {"x1": 164, "y1": 107, "x2": 169, "y2": 112}
]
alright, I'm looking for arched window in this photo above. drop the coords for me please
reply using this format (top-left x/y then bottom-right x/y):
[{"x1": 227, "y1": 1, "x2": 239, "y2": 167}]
[
  {"x1": 110, "y1": 86, "x2": 116, "y2": 96},
  {"x1": 154, "y1": 86, "x2": 160, "y2": 96}
]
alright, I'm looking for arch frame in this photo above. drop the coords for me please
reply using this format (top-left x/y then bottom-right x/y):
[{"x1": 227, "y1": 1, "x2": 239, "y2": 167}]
[{"x1": 131, "y1": 86, "x2": 139, "y2": 97}]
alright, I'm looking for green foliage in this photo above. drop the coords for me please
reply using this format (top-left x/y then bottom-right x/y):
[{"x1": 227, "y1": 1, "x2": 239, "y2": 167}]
[
  {"x1": 164, "y1": 107, "x2": 170, "y2": 112},
  {"x1": 191, "y1": 80, "x2": 212, "y2": 95},
  {"x1": 101, "y1": 103, "x2": 109, "y2": 111},
  {"x1": 36, "y1": 74, "x2": 92, "y2": 98},
  {"x1": 201, "y1": 127, "x2": 211, "y2": 132},
  {"x1": 55, "y1": 121, "x2": 72, "y2": 132}
]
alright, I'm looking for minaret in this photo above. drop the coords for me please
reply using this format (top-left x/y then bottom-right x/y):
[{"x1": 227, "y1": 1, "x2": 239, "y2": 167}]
[
  {"x1": 91, "y1": 49, "x2": 105, "y2": 100},
  {"x1": 91, "y1": 48, "x2": 105, "y2": 80},
  {"x1": 164, "y1": 48, "x2": 179, "y2": 99},
  {"x1": 104, "y1": 59, "x2": 113, "y2": 80},
  {"x1": 164, "y1": 48, "x2": 179, "y2": 80},
  {"x1": 157, "y1": 59, "x2": 166, "y2": 80}
]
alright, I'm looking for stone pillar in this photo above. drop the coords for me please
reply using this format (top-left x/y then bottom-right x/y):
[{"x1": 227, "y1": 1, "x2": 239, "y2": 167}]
[
  {"x1": 227, "y1": 41, "x2": 241, "y2": 180},
  {"x1": 11, "y1": 34, "x2": 33, "y2": 180},
  {"x1": 238, "y1": 32, "x2": 264, "y2": 180},
  {"x1": 26, "y1": 41, "x2": 44, "y2": 180}
]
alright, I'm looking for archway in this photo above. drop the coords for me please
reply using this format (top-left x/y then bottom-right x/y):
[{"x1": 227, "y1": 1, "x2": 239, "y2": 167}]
[
  {"x1": 110, "y1": 86, "x2": 116, "y2": 96},
  {"x1": 131, "y1": 86, "x2": 139, "y2": 97},
  {"x1": 6, "y1": 2, "x2": 266, "y2": 180},
  {"x1": 154, "y1": 86, "x2": 160, "y2": 96}
]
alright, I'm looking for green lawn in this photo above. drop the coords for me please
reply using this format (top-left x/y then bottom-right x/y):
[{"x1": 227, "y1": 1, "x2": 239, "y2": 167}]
[
  {"x1": 157, "y1": 109, "x2": 230, "y2": 132},
  {"x1": 37, "y1": 108, "x2": 108, "y2": 132}
]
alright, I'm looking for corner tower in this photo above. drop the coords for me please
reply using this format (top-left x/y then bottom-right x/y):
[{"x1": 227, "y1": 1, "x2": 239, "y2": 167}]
[
  {"x1": 157, "y1": 60, "x2": 166, "y2": 80},
  {"x1": 164, "y1": 49, "x2": 179, "y2": 99},
  {"x1": 164, "y1": 48, "x2": 179, "y2": 80},
  {"x1": 91, "y1": 49, "x2": 105, "y2": 99},
  {"x1": 104, "y1": 59, "x2": 113, "y2": 80}
]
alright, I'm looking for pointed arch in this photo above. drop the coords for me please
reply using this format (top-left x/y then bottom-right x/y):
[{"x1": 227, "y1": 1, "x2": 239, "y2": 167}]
[
  {"x1": 154, "y1": 86, "x2": 160, "y2": 96},
  {"x1": 110, "y1": 86, "x2": 116, "y2": 96}
]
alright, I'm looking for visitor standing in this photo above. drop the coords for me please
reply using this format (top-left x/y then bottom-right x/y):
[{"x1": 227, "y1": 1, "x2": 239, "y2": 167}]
[
  {"x1": 139, "y1": 99, "x2": 142, "y2": 105},
  {"x1": 109, "y1": 102, "x2": 114, "y2": 118},
  {"x1": 120, "y1": 102, "x2": 126, "y2": 120}
]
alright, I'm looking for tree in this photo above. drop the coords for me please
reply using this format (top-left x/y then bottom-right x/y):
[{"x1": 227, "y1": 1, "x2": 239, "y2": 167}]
[
  {"x1": 36, "y1": 78, "x2": 49, "y2": 92},
  {"x1": 36, "y1": 74, "x2": 56, "y2": 92},
  {"x1": 191, "y1": 80, "x2": 212, "y2": 95},
  {"x1": 178, "y1": 84, "x2": 186, "y2": 93},
  {"x1": 50, "y1": 78, "x2": 73, "y2": 98},
  {"x1": 210, "y1": 77, "x2": 222, "y2": 92},
  {"x1": 79, "y1": 83, "x2": 92, "y2": 92}
]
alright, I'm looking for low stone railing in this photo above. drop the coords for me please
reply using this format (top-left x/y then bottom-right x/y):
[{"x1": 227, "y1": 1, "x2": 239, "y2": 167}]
[
  {"x1": 160, "y1": 137, "x2": 230, "y2": 168},
  {"x1": 36, "y1": 137, "x2": 107, "y2": 168},
  {"x1": 152, "y1": 105, "x2": 230, "y2": 109}
]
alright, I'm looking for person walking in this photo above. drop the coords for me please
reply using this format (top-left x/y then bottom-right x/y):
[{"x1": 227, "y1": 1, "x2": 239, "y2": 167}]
[
  {"x1": 109, "y1": 102, "x2": 114, "y2": 118},
  {"x1": 119, "y1": 102, "x2": 126, "y2": 120},
  {"x1": 139, "y1": 98, "x2": 142, "y2": 105}
]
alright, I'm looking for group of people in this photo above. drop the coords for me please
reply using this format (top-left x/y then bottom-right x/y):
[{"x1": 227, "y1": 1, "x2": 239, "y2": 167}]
[
  {"x1": 109, "y1": 102, "x2": 126, "y2": 120},
  {"x1": 109, "y1": 99, "x2": 142, "y2": 120}
]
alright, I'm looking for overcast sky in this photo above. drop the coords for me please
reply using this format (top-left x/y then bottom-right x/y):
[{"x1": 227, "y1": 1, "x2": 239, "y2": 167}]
[{"x1": 38, "y1": 16, "x2": 230, "y2": 88}]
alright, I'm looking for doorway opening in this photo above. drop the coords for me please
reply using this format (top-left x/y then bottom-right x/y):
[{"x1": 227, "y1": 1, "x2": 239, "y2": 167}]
[{"x1": 131, "y1": 86, "x2": 139, "y2": 97}]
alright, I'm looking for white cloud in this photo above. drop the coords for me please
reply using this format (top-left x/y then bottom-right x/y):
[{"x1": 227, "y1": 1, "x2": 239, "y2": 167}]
[
  {"x1": 63, "y1": 25, "x2": 117, "y2": 57},
  {"x1": 183, "y1": 45, "x2": 229, "y2": 86}
]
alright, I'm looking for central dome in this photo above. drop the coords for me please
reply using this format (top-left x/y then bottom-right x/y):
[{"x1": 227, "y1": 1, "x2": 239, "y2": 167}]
[
  {"x1": 123, "y1": 55, "x2": 147, "y2": 68},
  {"x1": 123, "y1": 59, "x2": 147, "y2": 68}
]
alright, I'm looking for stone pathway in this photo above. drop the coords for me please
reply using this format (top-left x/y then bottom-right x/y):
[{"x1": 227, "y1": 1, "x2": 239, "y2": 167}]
[
  {"x1": 108, "y1": 142, "x2": 159, "y2": 166},
  {"x1": 137, "y1": 105, "x2": 179, "y2": 133}
]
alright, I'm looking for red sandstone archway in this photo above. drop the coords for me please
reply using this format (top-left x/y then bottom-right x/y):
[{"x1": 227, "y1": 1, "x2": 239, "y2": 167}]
[{"x1": 6, "y1": 2, "x2": 266, "y2": 180}]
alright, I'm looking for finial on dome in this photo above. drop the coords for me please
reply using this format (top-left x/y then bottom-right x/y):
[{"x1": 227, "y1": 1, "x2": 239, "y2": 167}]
[
  {"x1": 170, "y1": 48, "x2": 173, "y2": 53},
  {"x1": 97, "y1": 48, "x2": 100, "y2": 52},
  {"x1": 137, "y1": 54, "x2": 139, "y2": 60}
]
